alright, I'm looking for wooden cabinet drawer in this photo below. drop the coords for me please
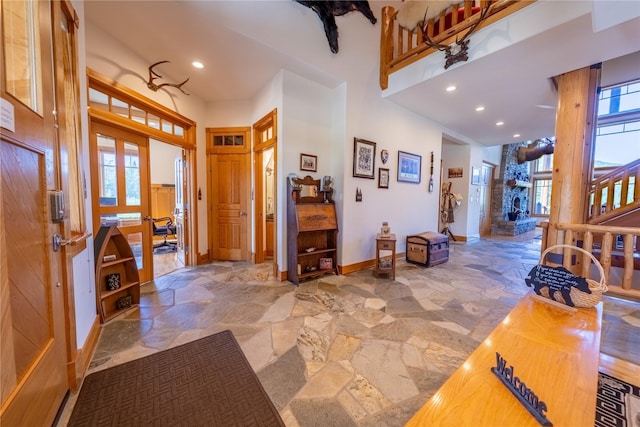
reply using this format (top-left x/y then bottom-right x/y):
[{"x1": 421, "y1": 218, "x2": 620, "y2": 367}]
[
  {"x1": 377, "y1": 240, "x2": 395, "y2": 250},
  {"x1": 296, "y1": 204, "x2": 338, "y2": 231}
]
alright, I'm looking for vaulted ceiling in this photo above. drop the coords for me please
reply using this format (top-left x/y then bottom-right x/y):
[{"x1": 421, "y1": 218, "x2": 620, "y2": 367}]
[{"x1": 84, "y1": 1, "x2": 640, "y2": 147}]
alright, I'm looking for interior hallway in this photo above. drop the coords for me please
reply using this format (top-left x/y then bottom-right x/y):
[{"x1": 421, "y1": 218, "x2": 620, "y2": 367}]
[{"x1": 58, "y1": 232, "x2": 640, "y2": 426}]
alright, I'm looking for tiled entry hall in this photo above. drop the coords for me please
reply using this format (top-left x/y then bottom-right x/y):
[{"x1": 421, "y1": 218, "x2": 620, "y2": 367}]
[{"x1": 60, "y1": 235, "x2": 640, "y2": 426}]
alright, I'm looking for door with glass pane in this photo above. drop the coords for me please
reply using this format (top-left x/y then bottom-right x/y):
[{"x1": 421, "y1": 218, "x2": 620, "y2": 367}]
[
  {"x1": 1, "y1": 1, "x2": 69, "y2": 424},
  {"x1": 90, "y1": 122, "x2": 152, "y2": 283}
]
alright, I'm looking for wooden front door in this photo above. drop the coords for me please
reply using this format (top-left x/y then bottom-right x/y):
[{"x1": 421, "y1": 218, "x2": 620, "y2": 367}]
[
  {"x1": 479, "y1": 163, "x2": 494, "y2": 236},
  {"x1": 207, "y1": 127, "x2": 251, "y2": 261},
  {"x1": 0, "y1": 1, "x2": 68, "y2": 424},
  {"x1": 90, "y1": 122, "x2": 153, "y2": 283}
]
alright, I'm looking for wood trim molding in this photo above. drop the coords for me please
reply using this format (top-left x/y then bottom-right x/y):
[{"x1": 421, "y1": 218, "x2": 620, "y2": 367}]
[
  {"x1": 87, "y1": 68, "x2": 196, "y2": 128},
  {"x1": 67, "y1": 315, "x2": 101, "y2": 392}
]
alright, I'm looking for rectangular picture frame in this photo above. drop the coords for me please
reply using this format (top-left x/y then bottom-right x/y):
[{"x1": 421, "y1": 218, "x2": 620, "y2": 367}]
[
  {"x1": 397, "y1": 151, "x2": 421, "y2": 184},
  {"x1": 378, "y1": 168, "x2": 389, "y2": 188},
  {"x1": 300, "y1": 153, "x2": 317, "y2": 172},
  {"x1": 319, "y1": 257, "x2": 333, "y2": 270},
  {"x1": 353, "y1": 138, "x2": 376, "y2": 179},
  {"x1": 471, "y1": 167, "x2": 481, "y2": 185},
  {"x1": 448, "y1": 167, "x2": 463, "y2": 178}
]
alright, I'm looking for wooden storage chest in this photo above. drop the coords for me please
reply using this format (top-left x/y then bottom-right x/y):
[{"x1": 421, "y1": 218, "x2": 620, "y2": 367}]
[{"x1": 406, "y1": 232, "x2": 449, "y2": 267}]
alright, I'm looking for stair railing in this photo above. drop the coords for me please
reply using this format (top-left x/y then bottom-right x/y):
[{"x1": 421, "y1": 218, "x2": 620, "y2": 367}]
[
  {"x1": 587, "y1": 159, "x2": 640, "y2": 224},
  {"x1": 379, "y1": 0, "x2": 534, "y2": 90},
  {"x1": 541, "y1": 222, "x2": 640, "y2": 302}
]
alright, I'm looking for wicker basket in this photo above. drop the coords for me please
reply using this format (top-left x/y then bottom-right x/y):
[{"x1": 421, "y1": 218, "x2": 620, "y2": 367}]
[{"x1": 534, "y1": 244, "x2": 607, "y2": 308}]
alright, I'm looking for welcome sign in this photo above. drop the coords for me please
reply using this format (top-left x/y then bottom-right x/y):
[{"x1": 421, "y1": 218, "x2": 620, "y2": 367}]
[{"x1": 491, "y1": 352, "x2": 553, "y2": 426}]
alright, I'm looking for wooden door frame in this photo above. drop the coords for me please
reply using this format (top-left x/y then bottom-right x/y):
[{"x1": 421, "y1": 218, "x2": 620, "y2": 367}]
[
  {"x1": 253, "y1": 110, "x2": 277, "y2": 267},
  {"x1": 87, "y1": 70, "x2": 198, "y2": 270},
  {"x1": 479, "y1": 162, "x2": 494, "y2": 237}
]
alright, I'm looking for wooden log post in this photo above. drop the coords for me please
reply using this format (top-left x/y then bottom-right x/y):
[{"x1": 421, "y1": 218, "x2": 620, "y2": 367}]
[
  {"x1": 380, "y1": 6, "x2": 395, "y2": 90},
  {"x1": 547, "y1": 65, "x2": 601, "y2": 248}
]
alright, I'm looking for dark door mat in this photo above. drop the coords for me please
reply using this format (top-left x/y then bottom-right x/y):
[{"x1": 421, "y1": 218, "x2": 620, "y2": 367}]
[{"x1": 68, "y1": 330, "x2": 285, "y2": 426}]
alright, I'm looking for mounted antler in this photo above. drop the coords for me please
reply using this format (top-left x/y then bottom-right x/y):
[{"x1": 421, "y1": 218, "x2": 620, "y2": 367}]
[
  {"x1": 419, "y1": 1, "x2": 492, "y2": 69},
  {"x1": 147, "y1": 61, "x2": 190, "y2": 95}
]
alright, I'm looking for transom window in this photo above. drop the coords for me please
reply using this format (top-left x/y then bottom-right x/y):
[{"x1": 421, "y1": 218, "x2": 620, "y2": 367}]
[{"x1": 89, "y1": 87, "x2": 185, "y2": 138}]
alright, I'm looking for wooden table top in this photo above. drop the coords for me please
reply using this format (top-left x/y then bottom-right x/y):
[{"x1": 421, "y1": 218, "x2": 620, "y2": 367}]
[{"x1": 406, "y1": 293, "x2": 603, "y2": 427}]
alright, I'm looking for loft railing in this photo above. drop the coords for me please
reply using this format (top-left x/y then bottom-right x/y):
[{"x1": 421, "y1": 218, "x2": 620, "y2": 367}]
[
  {"x1": 379, "y1": 0, "x2": 535, "y2": 90},
  {"x1": 587, "y1": 159, "x2": 640, "y2": 225},
  {"x1": 541, "y1": 222, "x2": 640, "y2": 302}
]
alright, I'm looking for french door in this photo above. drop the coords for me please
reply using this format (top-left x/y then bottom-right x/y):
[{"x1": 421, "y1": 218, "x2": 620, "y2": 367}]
[{"x1": 90, "y1": 122, "x2": 153, "y2": 283}]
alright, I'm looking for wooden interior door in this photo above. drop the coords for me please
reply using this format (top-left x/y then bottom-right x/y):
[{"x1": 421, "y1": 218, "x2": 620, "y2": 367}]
[
  {"x1": 90, "y1": 122, "x2": 153, "y2": 283},
  {"x1": 479, "y1": 163, "x2": 494, "y2": 236},
  {"x1": 0, "y1": 1, "x2": 69, "y2": 424},
  {"x1": 207, "y1": 127, "x2": 251, "y2": 262},
  {"x1": 209, "y1": 153, "x2": 250, "y2": 260}
]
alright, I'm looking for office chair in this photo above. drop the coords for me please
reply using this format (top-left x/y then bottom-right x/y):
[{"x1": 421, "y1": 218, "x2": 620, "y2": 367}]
[{"x1": 152, "y1": 217, "x2": 177, "y2": 252}]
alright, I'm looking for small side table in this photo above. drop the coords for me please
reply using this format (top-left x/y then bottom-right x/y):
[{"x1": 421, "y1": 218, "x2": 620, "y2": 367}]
[{"x1": 374, "y1": 233, "x2": 396, "y2": 279}]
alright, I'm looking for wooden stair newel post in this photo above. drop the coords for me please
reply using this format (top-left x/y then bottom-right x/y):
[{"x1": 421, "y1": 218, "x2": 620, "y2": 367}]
[{"x1": 548, "y1": 65, "x2": 601, "y2": 247}]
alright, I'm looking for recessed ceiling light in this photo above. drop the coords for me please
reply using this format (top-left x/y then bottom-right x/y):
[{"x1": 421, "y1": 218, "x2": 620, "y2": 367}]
[
  {"x1": 192, "y1": 61, "x2": 204, "y2": 69},
  {"x1": 496, "y1": 121, "x2": 504, "y2": 126},
  {"x1": 446, "y1": 85, "x2": 457, "y2": 92},
  {"x1": 475, "y1": 106, "x2": 485, "y2": 112},
  {"x1": 513, "y1": 133, "x2": 520, "y2": 138}
]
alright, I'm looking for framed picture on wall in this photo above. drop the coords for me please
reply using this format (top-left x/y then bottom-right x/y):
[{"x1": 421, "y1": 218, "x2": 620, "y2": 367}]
[
  {"x1": 397, "y1": 151, "x2": 421, "y2": 183},
  {"x1": 353, "y1": 138, "x2": 376, "y2": 179},
  {"x1": 448, "y1": 167, "x2": 463, "y2": 178},
  {"x1": 471, "y1": 167, "x2": 481, "y2": 185},
  {"x1": 300, "y1": 153, "x2": 317, "y2": 172},
  {"x1": 378, "y1": 168, "x2": 389, "y2": 188}
]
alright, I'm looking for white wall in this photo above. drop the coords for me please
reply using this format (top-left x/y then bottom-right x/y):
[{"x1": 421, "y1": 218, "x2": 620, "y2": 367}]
[
  {"x1": 340, "y1": 75, "x2": 444, "y2": 264},
  {"x1": 280, "y1": 71, "x2": 336, "y2": 271},
  {"x1": 149, "y1": 140, "x2": 183, "y2": 185}
]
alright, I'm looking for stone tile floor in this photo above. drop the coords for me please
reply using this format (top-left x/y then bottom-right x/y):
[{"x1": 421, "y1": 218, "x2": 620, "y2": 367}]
[{"x1": 58, "y1": 234, "x2": 640, "y2": 426}]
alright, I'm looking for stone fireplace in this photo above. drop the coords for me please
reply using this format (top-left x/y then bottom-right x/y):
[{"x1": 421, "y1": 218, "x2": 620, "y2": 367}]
[{"x1": 491, "y1": 143, "x2": 537, "y2": 235}]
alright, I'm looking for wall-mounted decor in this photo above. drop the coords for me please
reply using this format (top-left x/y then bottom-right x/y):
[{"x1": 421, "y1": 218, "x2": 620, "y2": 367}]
[
  {"x1": 300, "y1": 153, "x2": 317, "y2": 172},
  {"x1": 448, "y1": 167, "x2": 463, "y2": 178},
  {"x1": 294, "y1": 1, "x2": 377, "y2": 54},
  {"x1": 380, "y1": 149, "x2": 389, "y2": 164},
  {"x1": 146, "y1": 61, "x2": 190, "y2": 95},
  {"x1": 353, "y1": 138, "x2": 376, "y2": 179},
  {"x1": 378, "y1": 168, "x2": 389, "y2": 189},
  {"x1": 471, "y1": 167, "x2": 481, "y2": 185},
  {"x1": 356, "y1": 187, "x2": 363, "y2": 202},
  {"x1": 397, "y1": 151, "x2": 421, "y2": 183}
]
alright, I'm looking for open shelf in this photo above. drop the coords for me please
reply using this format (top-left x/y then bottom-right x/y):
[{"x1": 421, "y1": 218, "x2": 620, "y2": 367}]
[{"x1": 94, "y1": 226, "x2": 140, "y2": 322}]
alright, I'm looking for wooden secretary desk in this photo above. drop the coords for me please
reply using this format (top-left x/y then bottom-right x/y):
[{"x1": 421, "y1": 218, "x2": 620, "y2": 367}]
[{"x1": 286, "y1": 175, "x2": 338, "y2": 285}]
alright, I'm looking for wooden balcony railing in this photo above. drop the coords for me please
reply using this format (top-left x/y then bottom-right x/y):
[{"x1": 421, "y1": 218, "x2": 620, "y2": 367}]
[
  {"x1": 380, "y1": 0, "x2": 535, "y2": 90},
  {"x1": 587, "y1": 158, "x2": 640, "y2": 225},
  {"x1": 541, "y1": 222, "x2": 640, "y2": 302}
]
